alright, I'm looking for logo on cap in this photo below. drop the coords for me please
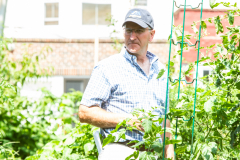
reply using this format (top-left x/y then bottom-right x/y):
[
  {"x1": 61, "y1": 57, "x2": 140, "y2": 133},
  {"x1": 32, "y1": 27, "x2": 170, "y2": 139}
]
[{"x1": 129, "y1": 11, "x2": 141, "y2": 18}]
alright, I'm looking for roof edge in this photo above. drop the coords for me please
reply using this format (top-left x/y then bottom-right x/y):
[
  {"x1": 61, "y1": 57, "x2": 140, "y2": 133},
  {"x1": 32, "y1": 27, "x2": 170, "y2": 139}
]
[
  {"x1": 12, "y1": 38, "x2": 168, "y2": 43},
  {"x1": 174, "y1": 8, "x2": 231, "y2": 16}
]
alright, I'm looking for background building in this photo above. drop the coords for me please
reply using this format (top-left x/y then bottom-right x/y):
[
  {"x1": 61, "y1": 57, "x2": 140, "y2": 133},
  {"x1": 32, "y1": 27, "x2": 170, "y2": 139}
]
[
  {"x1": 2, "y1": 0, "x2": 239, "y2": 98},
  {"x1": 174, "y1": 7, "x2": 240, "y2": 78}
]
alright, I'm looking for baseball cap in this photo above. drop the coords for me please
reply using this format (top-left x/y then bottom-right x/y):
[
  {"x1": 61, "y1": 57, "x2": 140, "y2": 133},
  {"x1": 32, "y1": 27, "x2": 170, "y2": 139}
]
[{"x1": 122, "y1": 8, "x2": 154, "y2": 29}]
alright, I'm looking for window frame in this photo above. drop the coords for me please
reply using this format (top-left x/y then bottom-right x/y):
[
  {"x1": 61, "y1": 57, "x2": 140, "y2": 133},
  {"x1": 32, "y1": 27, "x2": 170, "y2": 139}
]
[
  {"x1": 44, "y1": 2, "x2": 59, "y2": 25},
  {"x1": 82, "y1": 2, "x2": 111, "y2": 25},
  {"x1": 198, "y1": 66, "x2": 213, "y2": 78},
  {"x1": 64, "y1": 77, "x2": 90, "y2": 93}
]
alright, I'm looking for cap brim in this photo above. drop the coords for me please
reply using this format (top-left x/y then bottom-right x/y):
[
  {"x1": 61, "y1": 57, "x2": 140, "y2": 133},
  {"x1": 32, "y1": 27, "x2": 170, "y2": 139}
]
[{"x1": 122, "y1": 18, "x2": 149, "y2": 28}]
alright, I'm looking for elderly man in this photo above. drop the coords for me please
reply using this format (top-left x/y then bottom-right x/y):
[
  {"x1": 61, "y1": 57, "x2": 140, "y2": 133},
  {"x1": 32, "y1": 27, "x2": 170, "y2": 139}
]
[{"x1": 78, "y1": 8, "x2": 174, "y2": 159}]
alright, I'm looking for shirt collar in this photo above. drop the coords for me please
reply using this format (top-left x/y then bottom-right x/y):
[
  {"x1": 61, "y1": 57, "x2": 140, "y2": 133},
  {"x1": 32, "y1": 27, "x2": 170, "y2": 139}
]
[{"x1": 121, "y1": 47, "x2": 159, "y2": 70}]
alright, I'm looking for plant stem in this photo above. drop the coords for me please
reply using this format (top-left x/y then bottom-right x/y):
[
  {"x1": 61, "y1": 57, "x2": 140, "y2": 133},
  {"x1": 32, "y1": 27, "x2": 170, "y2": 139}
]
[
  {"x1": 205, "y1": 123, "x2": 214, "y2": 139},
  {"x1": 194, "y1": 120, "x2": 204, "y2": 132}
]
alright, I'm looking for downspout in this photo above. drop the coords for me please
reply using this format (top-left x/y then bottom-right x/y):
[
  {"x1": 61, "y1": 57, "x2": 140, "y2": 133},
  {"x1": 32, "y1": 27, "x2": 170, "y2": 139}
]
[{"x1": 0, "y1": 0, "x2": 8, "y2": 37}]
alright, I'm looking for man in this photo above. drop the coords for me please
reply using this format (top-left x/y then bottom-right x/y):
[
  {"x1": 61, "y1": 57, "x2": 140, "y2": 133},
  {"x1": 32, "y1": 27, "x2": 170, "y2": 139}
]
[{"x1": 78, "y1": 8, "x2": 174, "y2": 159}]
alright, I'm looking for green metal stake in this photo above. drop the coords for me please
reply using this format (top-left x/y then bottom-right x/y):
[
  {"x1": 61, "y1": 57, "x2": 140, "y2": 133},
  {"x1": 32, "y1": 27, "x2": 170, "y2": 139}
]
[
  {"x1": 191, "y1": 0, "x2": 204, "y2": 155},
  {"x1": 177, "y1": 0, "x2": 187, "y2": 100},
  {"x1": 162, "y1": 0, "x2": 204, "y2": 159},
  {"x1": 162, "y1": 0, "x2": 175, "y2": 159}
]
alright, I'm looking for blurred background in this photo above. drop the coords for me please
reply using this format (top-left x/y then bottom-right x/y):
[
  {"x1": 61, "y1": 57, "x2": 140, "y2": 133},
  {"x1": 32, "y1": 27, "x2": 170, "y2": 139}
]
[
  {"x1": 0, "y1": 0, "x2": 239, "y2": 98},
  {"x1": 1, "y1": 0, "x2": 240, "y2": 159}
]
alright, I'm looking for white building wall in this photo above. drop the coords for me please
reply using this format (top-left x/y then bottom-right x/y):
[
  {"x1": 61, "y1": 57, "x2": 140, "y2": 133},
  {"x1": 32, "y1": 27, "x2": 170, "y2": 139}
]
[
  {"x1": 20, "y1": 76, "x2": 64, "y2": 99},
  {"x1": 4, "y1": 0, "x2": 174, "y2": 40},
  {"x1": 4, "y1": 0, "x2": 240, "y2": 40}
]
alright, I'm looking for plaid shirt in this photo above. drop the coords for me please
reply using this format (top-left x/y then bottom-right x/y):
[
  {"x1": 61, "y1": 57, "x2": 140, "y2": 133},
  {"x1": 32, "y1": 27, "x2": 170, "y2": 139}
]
[{"x1": 81, "y1": 47, "x2": 169, "y2": 142}]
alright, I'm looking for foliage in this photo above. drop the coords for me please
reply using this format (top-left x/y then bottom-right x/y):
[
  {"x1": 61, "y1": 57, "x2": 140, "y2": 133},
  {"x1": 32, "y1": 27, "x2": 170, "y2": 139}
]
[
  {"x1": 0, "y1": 37, "x2": 94, "y2": 159},
  {"x1": 0, "y1": 76, "x2": 20, "y2": 159},
  {"x1": 106, "y1": 15, "x2": 123, "y2": 52},
  {"x1": 102, "y1": 107, "x2": 179, "y2": 160},
  {"x1": 25, "y1": 123, "x2": 98, "y2": 160},
  {"x1": 168, "y1": 2, "x2": 240, "y2": 159}
]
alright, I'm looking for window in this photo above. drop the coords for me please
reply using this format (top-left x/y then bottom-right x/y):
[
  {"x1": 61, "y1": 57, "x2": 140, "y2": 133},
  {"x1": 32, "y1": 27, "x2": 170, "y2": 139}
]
[
  {"x1": 65, "y1": 80, "x2": 84, "y2": 93},
  {"x1": 82, "y1": 3, "x2": 111, "y2": 25},
  {"x1": 45, "y1": 3, "x2": 59, "y2": 25},
  {"x1": 0, "y1": 0, "x2": 3, "y2": 8},
  {"x1": 203, "y1": 70, "x2": 210, "y2": 77},
  {"x1": 135, "y1": 0, "x2": 147, "y2": 6}
]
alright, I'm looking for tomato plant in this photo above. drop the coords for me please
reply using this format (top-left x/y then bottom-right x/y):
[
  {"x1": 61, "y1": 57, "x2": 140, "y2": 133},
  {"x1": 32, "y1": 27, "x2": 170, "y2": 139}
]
[{"x1": 168, "y1": 2, "x2": 240, "y2": 159}]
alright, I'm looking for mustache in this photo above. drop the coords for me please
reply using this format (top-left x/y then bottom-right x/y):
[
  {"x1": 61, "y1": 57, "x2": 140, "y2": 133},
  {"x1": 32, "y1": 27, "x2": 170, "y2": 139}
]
[{"x1": 128, "y1": 41, "x2": 139, "y2": 45}]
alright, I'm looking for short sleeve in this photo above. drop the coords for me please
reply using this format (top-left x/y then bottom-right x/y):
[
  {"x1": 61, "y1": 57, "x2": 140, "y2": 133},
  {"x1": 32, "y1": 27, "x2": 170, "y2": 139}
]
[{"x1": 80, "y1": 64, "x2": 111, "y2": 108}]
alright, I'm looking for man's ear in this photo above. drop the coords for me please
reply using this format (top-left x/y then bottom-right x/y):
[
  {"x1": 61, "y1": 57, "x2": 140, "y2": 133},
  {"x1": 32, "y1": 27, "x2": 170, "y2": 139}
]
[{"x1": 149, "y1": 30, "x2": 155, "y2": 42}]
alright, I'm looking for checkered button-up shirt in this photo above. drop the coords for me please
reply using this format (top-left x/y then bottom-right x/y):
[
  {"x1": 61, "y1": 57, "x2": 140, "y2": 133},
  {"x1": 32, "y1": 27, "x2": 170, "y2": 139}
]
[{"x1": 80, "y1": 47, "x2": 169, "y2": 142}]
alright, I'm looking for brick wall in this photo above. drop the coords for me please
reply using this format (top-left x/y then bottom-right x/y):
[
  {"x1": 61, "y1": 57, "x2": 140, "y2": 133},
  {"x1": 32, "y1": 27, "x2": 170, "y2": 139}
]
[
  {"x1": 174, "y1": 9, "x2": 240, "y2": 63},
  {"x1": 12, "y1": 39, "x2": 171, "y2": 76}
]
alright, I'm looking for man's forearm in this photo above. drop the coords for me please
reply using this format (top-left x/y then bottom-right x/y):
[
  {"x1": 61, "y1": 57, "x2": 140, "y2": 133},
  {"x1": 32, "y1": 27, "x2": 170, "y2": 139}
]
[{"x1": 78, "y1": 104, "x2": 132, "y2": 128}]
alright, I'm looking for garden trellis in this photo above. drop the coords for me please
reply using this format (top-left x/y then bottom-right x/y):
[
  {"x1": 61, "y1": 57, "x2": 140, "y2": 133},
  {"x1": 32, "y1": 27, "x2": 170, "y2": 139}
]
[{"x1": 162, "y1": 0, "x2": 204, "y2": 159}]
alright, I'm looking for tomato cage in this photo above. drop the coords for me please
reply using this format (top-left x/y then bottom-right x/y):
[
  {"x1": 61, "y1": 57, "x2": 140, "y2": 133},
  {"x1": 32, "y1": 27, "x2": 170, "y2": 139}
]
[{"x1": 162, "y1": 0, "x2": 204, "y2": 159}]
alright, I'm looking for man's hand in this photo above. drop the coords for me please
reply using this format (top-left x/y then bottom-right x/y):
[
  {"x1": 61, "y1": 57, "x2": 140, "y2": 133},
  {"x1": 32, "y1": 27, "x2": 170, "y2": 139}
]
[{"x1": 126, "y1": 115, "x2": 145, "y2": 132}]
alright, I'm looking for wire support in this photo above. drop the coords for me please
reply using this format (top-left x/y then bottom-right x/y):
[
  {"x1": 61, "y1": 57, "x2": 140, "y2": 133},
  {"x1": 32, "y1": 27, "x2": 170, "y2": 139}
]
[
  {"x1": 174, "y1": 1, "x2": 202, "y2": 9},
  {"x1": 171, "y1": 39, "x2": 200, "y2": 47},
  {"x1": 175, "y1": 116, "x2": 194, "y2": 122},
  {"x1": 168, "y1": 77, "x2": 196, "y2": 84}
]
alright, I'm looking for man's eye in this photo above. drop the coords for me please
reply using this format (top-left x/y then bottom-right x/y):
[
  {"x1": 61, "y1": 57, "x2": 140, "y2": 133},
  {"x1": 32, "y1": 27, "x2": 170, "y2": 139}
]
[
  {"x1": 136, "y1": 29, "x2": 144, "y2": 33},
  {"x1": 126, "y1": 29, "x2": 132, "y2": 33}
]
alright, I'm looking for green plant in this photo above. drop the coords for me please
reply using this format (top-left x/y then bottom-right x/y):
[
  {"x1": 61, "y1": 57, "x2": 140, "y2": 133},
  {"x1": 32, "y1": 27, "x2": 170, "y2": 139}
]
[
  {"x1": 0, "y1": 37, "x2": 88, "y2": 159},
  {"x1": 102, "y1": 107, "x2": 179, "y2": 160},
  {"x1": 168, "y1": 2, "x2": 240, "y2": 159},
  {"x1": 25, "y1": 123, "x2": 98, "y2": 160},
  {"x1": 106, "y1": 15, "x2": 123, "y2": 52},
  {"x1": 0, "y1": 77, "x2": 20, "y2": 159}
]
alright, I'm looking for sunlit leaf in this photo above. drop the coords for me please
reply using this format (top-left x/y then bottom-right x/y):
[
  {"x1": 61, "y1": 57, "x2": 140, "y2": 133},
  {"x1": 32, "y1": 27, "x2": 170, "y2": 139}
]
[{"x1": 157, "y1": 69, "x2": 165, "y2": 79}]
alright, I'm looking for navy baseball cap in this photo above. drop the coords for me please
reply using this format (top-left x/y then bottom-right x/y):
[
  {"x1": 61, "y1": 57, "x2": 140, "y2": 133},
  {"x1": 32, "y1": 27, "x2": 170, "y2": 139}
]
[{"x1": 122, "y1": 8, "x2": 154, "y2": 29}]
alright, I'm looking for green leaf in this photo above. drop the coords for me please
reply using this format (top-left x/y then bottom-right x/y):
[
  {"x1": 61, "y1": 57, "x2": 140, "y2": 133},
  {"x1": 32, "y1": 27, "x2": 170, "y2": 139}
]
[
  {"x1": 208, "y1": 142, "x2": 217, "y2": 154},
  {"x1": 236, "y1": 94, "x2": 240, "y2": 100},
  {"x1": 157, "y1": 69, "x2": 165, "y2": 79},
  {"x1": 102, "y1": 134, "x2": 116, "y2": 147},
  {"x1": 126, "y1": 151, "x2": 139, "y2": 160},
  {"x1": 142, "y1": 119, "x2": 152, "y2": 133},
  {"x1": 228, "y1": 11, "x2": 234, "y2": 25},
  {"x1": 63, "y1": 136, "x2": 76, "y2": 146},
  {"x1": 150, "y1": 142, "x2": 162, "y2": 153},
  {"x1": 207, "y1": 18, "x2": 212, "y2": 23},
  {"x1": 84, "y1": 142, "x2": 95, "y2": 155},
  {"x1": 165, "y1": 139, "x2": 182, "y2": 145},
  {"x1": 201, "y1": 21, "x2": 207, "y2": 30},
  {"x1": 139, "y1": 151, "x2": 155, "y2": 160},
  {"x1": 215, "y1": 78, "x2": 221, "y2": 87},
  {"x1": 204, "y1": 96, "x2": 216, "y2": 112},
  {"x1": 235, "y1": 82, "x2": 240, "y2": 90},
  {"x1": 230, "y1": 125, "x2": 240, "y2": 148},
  {"x1": 175, "y1": 145, "x2": 188, "y2": 154},
  {"x1": 201, "y1": 142, "x2": 217, "y2": 160},
  {"x1": 116, "y1": 128, "x2": 126, "y2": 141},
  {"x1": 131, "y1": 141, "x2": 145, "y2": 148},
  {"x1": 214, "y1": 16, "x2": 224, "y2": 34},
  {"x1": 209, "y1": 0, "x2": 216, "y2": 9},
  {"x1": 217, "y1": 45, "x2": 224, "y2": 54}
]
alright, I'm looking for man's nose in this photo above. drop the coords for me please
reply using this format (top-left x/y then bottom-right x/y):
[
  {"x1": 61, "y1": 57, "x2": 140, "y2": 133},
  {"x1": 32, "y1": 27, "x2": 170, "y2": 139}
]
[{"x1": 130, "y1": 30, "x2": 137, "y2": 40}]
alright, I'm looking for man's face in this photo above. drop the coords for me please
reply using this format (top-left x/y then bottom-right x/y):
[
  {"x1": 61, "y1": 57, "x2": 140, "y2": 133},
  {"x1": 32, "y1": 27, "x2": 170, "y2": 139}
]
[{"x1": 124, "y1": 22, "x2": 155, "y2": 56}]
